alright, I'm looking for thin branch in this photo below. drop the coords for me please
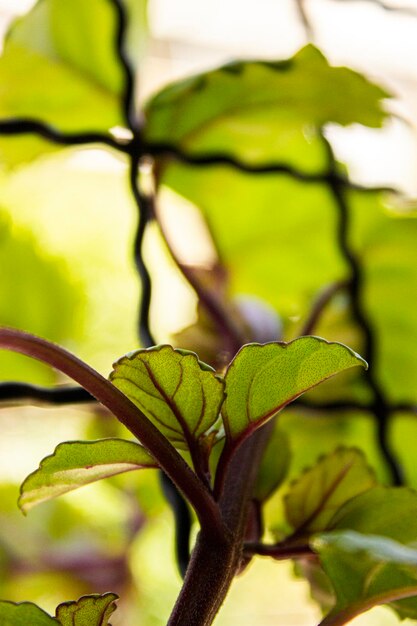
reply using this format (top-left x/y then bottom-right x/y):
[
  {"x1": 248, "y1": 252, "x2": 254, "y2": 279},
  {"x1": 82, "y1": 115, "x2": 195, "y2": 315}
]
[
  {"x1": 321, "y1": 132, "x2": 404, "y2": 485},
  {"x1": 152, "y1": 194, "x2": 246, "y2": 358},
  {"x1": 0, "y1": 382, "x2": 94, "y2": 405},
  {"x1": 244, "y1": 541, "x2": 315, "y2": 560},
  {"x1": 0, "y1": 119, "x2": 127, "y2": 152},
  {"x1": 300, "y1": 280, "x2": 348, "y2": 336}
]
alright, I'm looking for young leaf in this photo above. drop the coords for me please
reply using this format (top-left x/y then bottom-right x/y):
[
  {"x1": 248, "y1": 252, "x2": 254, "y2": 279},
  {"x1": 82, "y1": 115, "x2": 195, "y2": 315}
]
[
  {"x1": 19, "y1": 439, "x2": 157, "y2": 513},
  {"x1": 55, "y1": 593, "x2": 118, "y2": 626},
  {"x1": 145, "y1": 45, "x2": 389, "y2": 170},
  {"x1": 313, "y1": 530, "x2": 417, "y2": 626},
  {"x1": 253, "y1": 425, "x2": 291, "y2": 502},
  {"x1": 222, "y1": 337, "x2": 367, "y2": 444},
  {"x1": 284, "y1": 448, "x2": 376, "y2": 534},
  {"x1": 0, "y1": 601, "x2": 57, "y2": 625},
  {"x1": 110, "y1": 345, "x2": 225, "y2": 456}
]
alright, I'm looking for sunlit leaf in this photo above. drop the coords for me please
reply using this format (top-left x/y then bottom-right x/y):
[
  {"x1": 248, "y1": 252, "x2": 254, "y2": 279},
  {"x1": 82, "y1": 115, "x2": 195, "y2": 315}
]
[
  {"x1": 284, "y1": 448, "x2": 376, "y2": 534},
  {"x1": 55, "y1": 593, "x2": 118, "y2": 626},
  {"x1": 0, "y1": 213, "x2": 81, "y2": 383},
  {"x1": 19, "y1": 439, "x2": 157, "y2": 513},
  {"x1": 145, "y1": 45, "x2": 389, "y2": 171},
  {"x1": 253, "y1": 424, "x2": 290, "y2": 502},
  {"x1": 0, "y1": 601, "x2": 57, "y2": 625},
  {"x1": 110, "y1": 345, "x2": 225, "y2": 453},
  {"x1": 0, "y1": 0, "x2": 146, "y2": 166},
  {"x1": 328, "y1": 486, "x2": 417, "y2": 544},
  {"x1": 222, "y1": 337, "x2": 367, "y2": 443},
  {"x1": 313, "y1": 530, "x2": 417, "y2": 625}
]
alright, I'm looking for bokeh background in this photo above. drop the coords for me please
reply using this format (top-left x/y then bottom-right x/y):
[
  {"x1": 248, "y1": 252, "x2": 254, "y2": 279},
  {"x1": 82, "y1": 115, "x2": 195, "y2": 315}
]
[{"x1": 0, "y1": 1, "x2": 417, "y2": 624}]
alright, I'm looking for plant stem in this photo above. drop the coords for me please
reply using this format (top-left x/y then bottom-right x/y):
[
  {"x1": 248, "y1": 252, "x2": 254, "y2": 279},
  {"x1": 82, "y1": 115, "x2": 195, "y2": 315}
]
[
  {"x1": 0, "y1": 327, "x2": 223, "y2": 535},
  {"x1": 167, "y1": 529, "x2": 237, "y2": 626},
  {"x1": 244, "y1": 541, "x2": 314, "y2": 560},
  {"x1": 168, "y1": 426, "x2": 271, "y2": 625}
]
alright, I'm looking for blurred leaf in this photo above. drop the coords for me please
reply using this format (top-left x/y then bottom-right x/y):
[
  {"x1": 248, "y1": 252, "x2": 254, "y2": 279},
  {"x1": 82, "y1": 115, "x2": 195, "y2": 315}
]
[
  {"x1": 313, "y1": 530, "x2": 417, "y2": 625},
  {"x1": 253, "y1": 424, "x2": 290, "y2": 502},
  {"x1": 0, "y1": 213, "x2": 81, "y2": 383},
  {"x1": 160, "y1": 173, "x2": 417, "y2": 412},
  {"x1": 222, "y1": 338, "x2": 367, "y2": 442},
  {"x1": 110, "y1": 345, "x2": 225, "y2": 452},
  {"x1": 328, "y1": 486, "x2": 417, "y2": 543},
  {"x1": 159, "y1": 167, "x2": 348, "y2": 327},
  {"x1": 19, "y1": 439, "x2": 157, "y2": 513},
  {"x1": 145, "y1": 45, "x2": 389, "y2": 171},
  {"x1": 55, "y1": 593, "x2": 118, "y2": 626},
  {"x1": 0, "y1": 0, "x2": 145, "y2": 166},
  {"x1": 0, "y1": 600, "x2": 57, "y2": 625},
  {"x1": 347, "y1": 192, "x2": 417, "y2": 404},
  {"x1": 284, "y1": 448, "x2": 376, "y2": 534}
]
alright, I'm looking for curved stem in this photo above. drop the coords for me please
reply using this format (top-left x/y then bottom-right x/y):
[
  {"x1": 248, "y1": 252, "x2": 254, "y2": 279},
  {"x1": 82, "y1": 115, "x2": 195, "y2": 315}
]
[
  {"x1": 0, "y1": 327, "x2": 223, "y2": 535},
  {"x1": 244, "y1": 541, "x2": 314, "y2": 561}
]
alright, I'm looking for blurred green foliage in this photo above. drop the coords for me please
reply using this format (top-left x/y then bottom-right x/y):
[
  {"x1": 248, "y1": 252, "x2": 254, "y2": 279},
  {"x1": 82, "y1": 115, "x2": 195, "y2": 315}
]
[{"x1": 0, "y1": 0, "x2": 416, "y2": 625}]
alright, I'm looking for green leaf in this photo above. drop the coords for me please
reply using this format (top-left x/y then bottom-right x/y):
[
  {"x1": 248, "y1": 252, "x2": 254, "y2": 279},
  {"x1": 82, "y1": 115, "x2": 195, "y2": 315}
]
[
  {"x1": 312, "y1": 530, "x2": 417, "y2": 625},
  {"x1": 110, "y1": 345, "x2": 225, "y2": 452},
  {"x1": 284, "y1": 448, "x2": 376, "y2": 534},
  {"x1": 0, "y1": 0, "x2": 145, "y2": 166},
  {"x1": 253, "y1": 425, "x2": 290, "y2": 502},
  {"x1": 159, "y1": 166, "x2": 348, "y2": 324},
  {"x1": 145, "y1": 45, "x2": 389, "y2": 171},
  {"x1": 328, "y1": 486, "x2": 417, "y2": 544},
  {"x1": 19, "y1": 439, "x2": 157, "y2": 513},
  {"x1": 55, "y1": 593, "x2": 118, "y2": 626},
  {"x1": 0, "y1": 601, "x2": 57, "y2": 625},
  {"x1": 222, "y1": 337, "x2": 367, "y2": 443},
  {"x1": 0, "y1": 212, "x2": 82, "y2": 383}
]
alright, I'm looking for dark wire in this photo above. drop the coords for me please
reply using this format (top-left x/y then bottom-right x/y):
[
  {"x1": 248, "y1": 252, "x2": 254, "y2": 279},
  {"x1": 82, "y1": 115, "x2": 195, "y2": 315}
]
[
  {"x1": 321, "y1": 131, "x2": 403, "y2": 485},
  {"x1": 110, "y1": 0, "x2": 192, "y2": 576}
]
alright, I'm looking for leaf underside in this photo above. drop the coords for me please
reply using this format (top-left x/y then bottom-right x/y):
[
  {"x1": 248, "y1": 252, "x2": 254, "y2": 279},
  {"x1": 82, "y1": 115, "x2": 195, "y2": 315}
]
[
  {"x1": 285, "y1": 447, "x2": 376, "y2": 534},
  {"x1": 19, "y1": 438, "x2": 156, "y2": 513},
  {"x1": 314, "y1": 530, "x2": 417, "y2": 625}
]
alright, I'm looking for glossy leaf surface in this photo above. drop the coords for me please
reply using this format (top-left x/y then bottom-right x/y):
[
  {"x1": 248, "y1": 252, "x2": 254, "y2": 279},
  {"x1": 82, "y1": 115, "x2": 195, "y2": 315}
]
[
  {"x1": 0, "y1": 601, "x2": 57, "y2": 625},
  {"x1": 313, "y1": 530, "x2": 417, "y2": 625},
  {"x1": 145, "y1": 45, "x2": 388, "y2": 171},
  {"x1": 19, "y1": 439, "x2": 157, "y2": 513},
  {"x1": 55, "y1": 593, "x2": 118, "y2": 626},
  {"x1": 222, "y1": 338, "x2": 367, "y2": 442},
  {"x1": 285, "y1": 448, "x2": 376, "y2": 534},
  {"x1": 110, "y1": 345, "x2": 225, "y2": 450}
]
